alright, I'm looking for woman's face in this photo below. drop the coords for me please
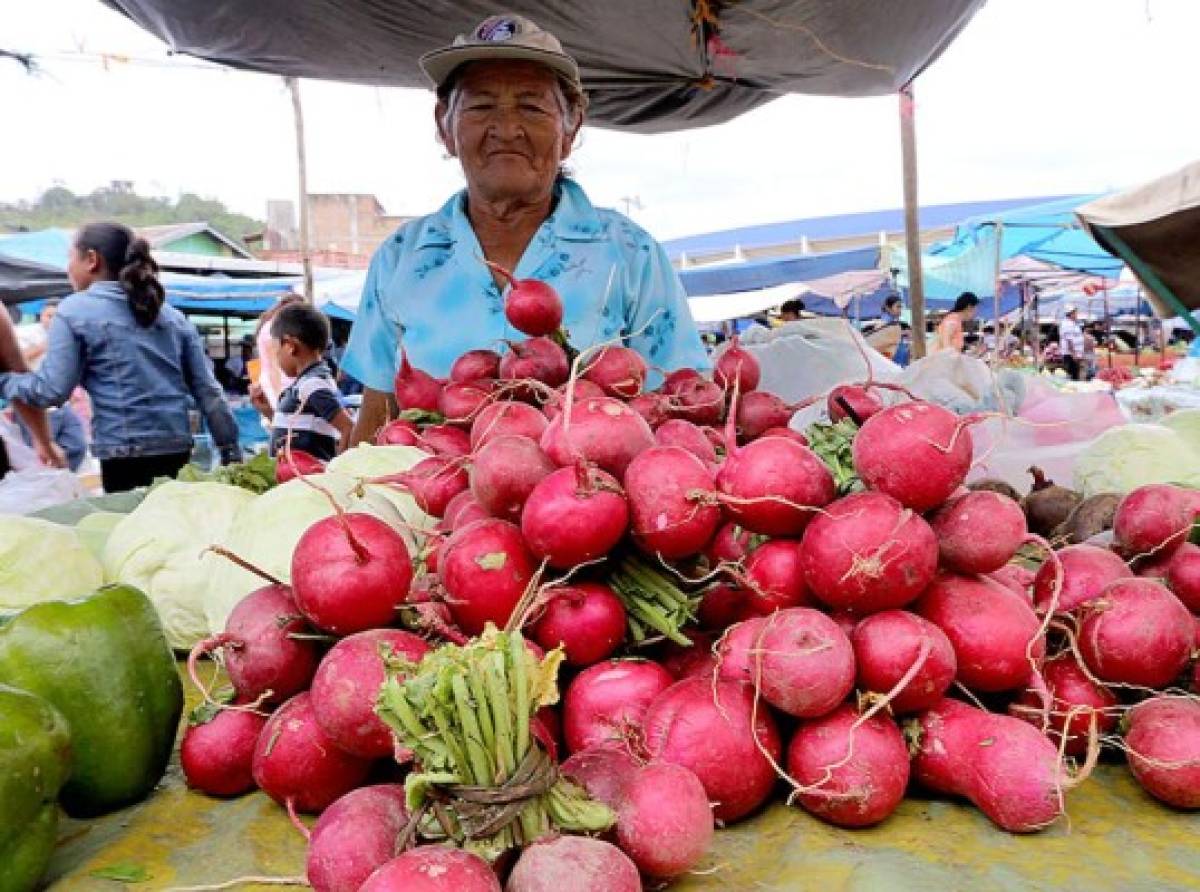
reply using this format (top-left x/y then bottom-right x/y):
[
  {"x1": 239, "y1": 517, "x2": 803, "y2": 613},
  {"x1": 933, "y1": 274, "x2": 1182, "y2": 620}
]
[
  {"x1": 67, "y1": 244, "x2": 102, "y2": 292},
  {"x1": 438, "y1": 61, "x2": 578, "y2": 205}
]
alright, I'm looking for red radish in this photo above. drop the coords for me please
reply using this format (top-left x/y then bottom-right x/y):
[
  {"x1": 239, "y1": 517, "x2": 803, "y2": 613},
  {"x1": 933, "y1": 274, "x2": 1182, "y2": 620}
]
[
  {"x1": 359, "y1": 848, "x2": 499, "y2": 892},
  {"x1": 852, "y1": 401, "x2": 973, "y2": 511},
  {"x1": 181, "y1": 709, "x2": 267, "y2": 797},
  {"x1": 251, "y1": 693, "x2": 372, "y2": 814},
  {"x1": 627, "y1": 392, "x2": 670, "y2": 428},
  {"x1": 440, "y1": 518, "x2": 536, "y2": 636},
  {"x1": 469, "y1": 400, "x2": 547, "y2": 449},
  {"x1": 508, "y1": 836, "x2": 641, "y2": 892},
  {"x1": 306, "y1": 785, "x2": 409, "y2": 892},
  {"x1": 276, "y1": 449, "x2": 325, "y2": 484},
  {"x1": 759, "y1": 426, "x2": 809, "y2": 447},
  {"x1": 661, "y1": 367, "x2": 703, "y2": 396},
  {"x1": 704, "y1": 521, "x2": 760, "y2": 566},
  {"x1": 827, "y1": 384, "x2": 884, "y2": 424},
  {"x1": 311, "y1": 629, "x2": 431, "y2": 759},
  {"x1": 561, "y1": 746, "x2": 639, "y2": 808},
  {"x1": 488, "y1": 262, "x2": 563, "y2": 337},
  {"x1": 916, "y1": 572, "x2": 1044, "y2": 692},
  {"x1": 416, "y1": 425, "x2": 471, "y2": 458},
  {"x1": 786, "y1": 704, "x2": 910, "y2": 827},
  {"x1": 385, "y1": 455, "x2": 469, "y2": 517},
  {"x1": 1010, "y1": 653, "x2": 1118, "y2": 758},
  {"x1": 543, "y1": 379, "x2": 605, "y2": 421},
  {"x1": 1165, "y1": 543, "x2": 1200, "y2": 611},
  {"x1": 990, "y1": 563, "x2": 1035, "y2": 597},
  {"x1": 1125, "y1": 696, "x2": 1200, "y2": 809},
  {"x1": 735, "y1": 391, "x2": 793, "y2": 440},
  {"x1": 582, "y1": 346, "x2": 648, "y2": 399},
  {"x1": 800, "y1": 491, "x2": 938, "y2": 613},
  {"x1": 375, "y1": 419, "x2": 420, "y2": 447},
  {"x1": 438, "y1": 381, "x2": 490, "y2": 427},
  {"x1": 392, "y1": 347, "x2": 442, "y2": 412},
  {"x1": 531, "y1": 583, "x2": 627, "y2": 667},
  {"x1": 443, "y1": 489, "x2": 488, "y2": 530},
  {"x1": 670, "y1": 377, "x2": 725, "y2": 426},
  {"x1": 520, "y1": 464, "x2": 630, "y2": 569},
  {"x1": 1077, "y1": 577, "x2": 1193, "y2": 688},
  {"x1": 291, "y1": 513, "x2": 413, "y2": 635},
  {"x1": 655, "y1": 418, "x2": 718, "y2": 465},
  {"x1": 1114, "y1": 483, "x2": 1200, "y2": 560},
  {"x1": 698, "y1": 582, "x2": 746, "y2": 631},
  {"x1": 829, "y1": 610, "x2": 860, "y2": 638},
  {"x1": 624, "y1": 446, "x2": 722, "y2": 560},
  {"x1": 540, "y1": 396, "x2": 654, "y2": 479},
  {"x1": 741, "y1": 539, "x2": 812, "y2": 615},
  {"x1": 500, "y1": 336, "x2": 569, "y2": 388},
  {"x1": 714, "y1": 336, "x2": 760, "y2": 394},
  {"x1": 716, "y1": 436, "x2": 836, "y2": 537},
  {"x1": 852, "y1": 610, "x2": 957, "y2": 714},
  {"x1": 616, "y1": 762, "x2": 714, "y2": 879},
  {"x1": 930, "y1": 491, "x2": 1027, "y2": 575},
  {"x1": 563, "y1": 659, "x2": 674, "y2": 753},
  {"x1": 1032, "y1": 544, "x2": 1132, "y2": 613},
  {"x1": 450, "y1": 349, "x2": 501, "y2": 384},
  {"x1": 657, "y1": 629, "x2": 719, "y2": 680},
  {"x1": 469, "y1": 435, "x2": 557, "y2": 522},
  {"x1": 643, "y1": 676, "x2": 782, "y2": 822}
]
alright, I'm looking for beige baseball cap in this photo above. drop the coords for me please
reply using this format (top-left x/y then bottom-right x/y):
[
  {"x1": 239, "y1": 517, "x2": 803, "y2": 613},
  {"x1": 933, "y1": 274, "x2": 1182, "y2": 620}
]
[{"x1": 419, "y1": 14, "x2": 581, "y2": 90}]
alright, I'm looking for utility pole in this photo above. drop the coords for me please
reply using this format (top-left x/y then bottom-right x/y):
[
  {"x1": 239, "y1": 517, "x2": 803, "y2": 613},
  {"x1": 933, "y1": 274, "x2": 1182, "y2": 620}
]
[
  {"x1": 899, "y1": 83, "x2": 926, "y2": 359},
  {"x1": 286, "y1": 76, "x2": 313, "y2": 301}
]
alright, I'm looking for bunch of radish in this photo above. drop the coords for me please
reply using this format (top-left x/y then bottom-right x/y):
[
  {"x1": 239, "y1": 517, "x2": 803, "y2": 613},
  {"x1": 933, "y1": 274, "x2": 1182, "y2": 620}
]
[{"x1": 179, "y1": 262, "x2": 1200, "y2": 890}]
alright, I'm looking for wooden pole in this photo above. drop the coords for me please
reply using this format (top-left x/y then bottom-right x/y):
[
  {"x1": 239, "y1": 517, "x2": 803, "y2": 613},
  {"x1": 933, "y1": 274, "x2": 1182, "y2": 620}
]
[
  {"x1": 899, "y1": 84, "x2": 926, "y2": 359},
  {"x1": 286, "y1": 76, "x2": 314, "y2": 302},
  {"x1": 992, "y1": 220, "x2": 1003, "y2": 361}
]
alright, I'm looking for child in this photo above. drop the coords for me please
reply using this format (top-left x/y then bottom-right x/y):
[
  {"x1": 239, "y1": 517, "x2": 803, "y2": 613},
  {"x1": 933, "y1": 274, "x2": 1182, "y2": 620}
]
[{"x1": 258, "y1": 303, "x2": 352, "y2": 461}]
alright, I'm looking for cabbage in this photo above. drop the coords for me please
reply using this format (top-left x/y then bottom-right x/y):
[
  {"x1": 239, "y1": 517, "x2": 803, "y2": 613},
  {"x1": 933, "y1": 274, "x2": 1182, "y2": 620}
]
[
  {"x1": 76, "y1": 511, "x2": 125, "y2": 561},
  {"x1": 102, "y1": 481, "x2": 256, "y2": 649},
  {"x1": 1073, "y1": 423, "x2": 1200, "y2": 497},
  {"x1": 327, "y1": 443, "x2": 433, "y2": 531},
  {"x1": 0, "y1": 516, "x2": 104, "y2": 610},
  {"x1": 1162, "y1": 409, "x2": 1200, "y2": 454}
]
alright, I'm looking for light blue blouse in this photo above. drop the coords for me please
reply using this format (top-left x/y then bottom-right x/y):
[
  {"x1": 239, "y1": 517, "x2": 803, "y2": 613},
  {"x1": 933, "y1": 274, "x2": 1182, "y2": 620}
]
[{"x1": 342, "y1": 178, "x2": 709, "y2": 391}]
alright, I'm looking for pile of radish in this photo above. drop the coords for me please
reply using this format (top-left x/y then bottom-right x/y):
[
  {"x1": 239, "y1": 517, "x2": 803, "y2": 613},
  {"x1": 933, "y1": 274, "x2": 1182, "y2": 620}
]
[{"x1": 182, "y1": 264, "x2": 1200, "y2": 890}]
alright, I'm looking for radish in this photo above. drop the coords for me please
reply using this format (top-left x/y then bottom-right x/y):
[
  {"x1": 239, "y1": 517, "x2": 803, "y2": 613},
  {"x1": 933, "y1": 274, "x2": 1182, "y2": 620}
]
[
  {"x1": 852, "y1": 401, "x2": 973, "y2": 511},
  {"x1": 616, "y1": 762, "x2": 714, "y2": 879},
  {"x1": 530, "y1": 583, "x2": 627, "y2": 667},
  {"x1": 716, "y1": 436, "x2": 836, "y2": 537},
  {"x1": 375, "y1": 419, "x2": 420, "y2": 447},
  {"x1": 417, "y1": 424, "x2": 472, "y2": 458},
  {"x1": 1124, "y1": 696, "x2": 1200, "y2": 809},
  {"x1": 930, "y1": 491, "x2": 1028, "y2": 575},
  {"x1": 393, "y1": 347, "x2": 442, "y2": 412},
  {"x1": 669, "y1": 377, "x2": 725, "y2": 426},
  {"x1": 786, "y1": 704, "x2": 909, "y2": 827},
  {"x1": 359, "y1": 848, "x2": 500, "y2": 892},
  {"x1": 520, "y1": 464, "x2": 630, "y2": 569},
  {"x1": 1114, "y1": 483, "x2": 1200, "y2": 560},
  {"x1": 582, "y1": 346, "x2": 648, "y2": 399},
  {"x1": 916, "y1": 572, "x2": 1044, "y2": 692},
  {"x1": 1032, "y1": 544, "x2": 1132, "y2": 614},
  {"x1": 643, "y1": 676, "x2": 782, "y2": 822},
  {"x1": 488, "y1": 261, "x2": 563, "y2": 337},
  {"x1": 851, "y1": 610, "x2": 956, "y2": 714},
  {"x1": 561, "y1": 746, "x2": 639, "y2": 808},
  {"x1": 440, "y1": 518, "x2": 536, "y2": 636},
  {"x1": 543, "y1": 379, "x2": 606, "y2": 421},
  {"x1": 800, "y1": 491, "x2": 938, "y2": 613},
  {"x1": 990, "y1": 563, "x2": 1036, "y2": 597},
  {"x1": 624, "y1": 446, "x2": 722, "y2": 560},
  {"x1": 563, "y1": 658, "x2": 674, "y2": 753},
  {"x1": 251, "y1": 693, "x2": 372, "y2": 814},
  {"x1": 181, "y1": 709, "x2": 267, "y2": 797},
  {"x1": 655, "y1": 418, "x2": 718, "y2": 465},
  {"x1": 698, "y1": 582, "x2": 745, "y2": 631},
  {"x1": 1077, "y1": 577, "x2": 1193, "y2": 688},
  {"x1": 306, "y1": 785, "x2": 409, "y2": 892},
  {"x1": 380, "y1": 455, "x2": 469, "y2": 517},
  {"x1": 469, "y1": 401, "x2": 547, "y2": 449},
  {"x1": 438, "y1": 381, "x2": 491, "y2": 427},
  {"x1": 661, "y1": 367, "x2": 703, "y2": 396},
  {"x1": 276, "y1": 449, "x2": 326, "y2": 484},
  {"x1": 470, "y1": 435, "x2": 557, "y2": 522},
  {"x1": 704, "y1": 521, "x2": 761, "y2": 567},
  {"x1": 759, "y1": 426, "x2": 809, "y2": 447},
  {"x1": 658, "y1": 629, "x2": 719, "y2": 680},
  {"x1": 1165, "y1": 543, "x2": 1200, "y2": 611},
  {"x1": 827, "y1": 384, "x2": 883, "y2": 425},
  {"x1": 1010, "y1": 653, "x2": 1118, "y2": 757},
  {"x1": 741, "y1": 539, "x2": 812, "y2": 615},
  {"x1": 713, "y1": 336, "x2": 760, "y2": 393},
  {"x1": 311, "y1": 629, "x2": 431, "y2": 759},
  {"x1": 508, "y1": 836, "x2": 641, "y2": 892},
  {"x1": 500, "y1": 336, "x2": 569, "y2": 388},
  {"x1": 291, "y1": 513, "x2": 413, "y2": 635},
  {"x1": 443, "y1": 489, "x2": 489, "y2": 530},
  {"x1": 450, "y1": 349, "x2": 501, "y2": 384},
  {"x1": 627, "y1": 392, "x2": 670, "y2": 428},
  {"x1": 735, "y1": 391, "x2": 793, "y2": 440},
  {"x1": 540, "y1": 396, "x2": 654, "y2": 479}
]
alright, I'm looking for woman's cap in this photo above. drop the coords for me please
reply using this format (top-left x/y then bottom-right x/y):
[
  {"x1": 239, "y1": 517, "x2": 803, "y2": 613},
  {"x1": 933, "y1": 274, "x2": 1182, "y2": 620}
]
[{"x1": 419, "y1": 14, "x2": 581, "y2": 90}]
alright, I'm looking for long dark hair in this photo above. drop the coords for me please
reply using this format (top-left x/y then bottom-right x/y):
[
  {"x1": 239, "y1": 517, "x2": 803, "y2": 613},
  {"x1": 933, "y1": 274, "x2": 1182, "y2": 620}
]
[{"x1": 76, "y1": 222, "x2": 165, "y2": 327}]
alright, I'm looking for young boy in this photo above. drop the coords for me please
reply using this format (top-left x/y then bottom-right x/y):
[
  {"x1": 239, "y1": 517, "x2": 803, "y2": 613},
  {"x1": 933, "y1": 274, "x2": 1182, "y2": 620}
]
[{"x1": 258, "y1": 303, "x2": 352, "y2": 461}]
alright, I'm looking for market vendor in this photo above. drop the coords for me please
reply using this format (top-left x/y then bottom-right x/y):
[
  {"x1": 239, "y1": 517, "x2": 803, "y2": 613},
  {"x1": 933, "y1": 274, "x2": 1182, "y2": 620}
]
[{"x1": 344, "y1": 13, "x2": 708, "y2": 445}]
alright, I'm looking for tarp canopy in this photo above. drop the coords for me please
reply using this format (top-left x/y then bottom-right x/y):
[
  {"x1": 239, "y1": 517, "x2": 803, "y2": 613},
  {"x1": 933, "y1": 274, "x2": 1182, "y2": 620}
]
[
  {"x1": 679, "y1": 245, "x2": 880, "y2": 296},
  {"x1": 100, "y1": 0, "x2": 984, "y2": 133},
  {"x1": 0, "y1": 253, "x2": 72, "y2": 304}
]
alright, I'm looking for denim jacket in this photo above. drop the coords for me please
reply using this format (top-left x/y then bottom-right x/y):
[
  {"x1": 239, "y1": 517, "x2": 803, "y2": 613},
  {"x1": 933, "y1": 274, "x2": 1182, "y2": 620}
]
[{"x1": 0, "y1": 281, "x2": 240, "y2": 461}]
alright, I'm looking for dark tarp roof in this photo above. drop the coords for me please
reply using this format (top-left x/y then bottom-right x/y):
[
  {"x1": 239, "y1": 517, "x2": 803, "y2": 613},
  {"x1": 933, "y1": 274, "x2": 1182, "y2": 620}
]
[
  {"x1": 99, "y1": 0, "x2": 985, "y2": 132},
  {"x1": 0, "y1": 253, "x2": 72, "y2": 305}
]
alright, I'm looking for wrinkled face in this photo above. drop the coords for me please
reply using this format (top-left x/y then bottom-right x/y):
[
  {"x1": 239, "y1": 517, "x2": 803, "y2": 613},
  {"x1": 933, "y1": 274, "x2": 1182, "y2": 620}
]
[{"x1": 437, "y1": 61, "x2": 579, "y2": 204}]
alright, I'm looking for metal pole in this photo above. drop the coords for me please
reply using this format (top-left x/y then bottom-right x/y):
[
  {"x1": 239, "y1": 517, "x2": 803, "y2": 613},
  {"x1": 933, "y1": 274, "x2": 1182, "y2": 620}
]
[
  {"x1": 286, "y1": 76, "x2": 314, "y2": 302},
  {"x1": 992, "y1": 221, "x2": 1003, "y2": 361},
  {"x1": 899, "y1": 84, "x2": 926, "y2": 359}
]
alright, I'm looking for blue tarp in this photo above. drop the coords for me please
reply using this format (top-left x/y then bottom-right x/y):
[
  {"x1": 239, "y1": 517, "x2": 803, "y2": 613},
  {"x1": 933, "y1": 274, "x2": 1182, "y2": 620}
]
[{"x1": 679, "y1": 245, "x2": 881, "y2": 296}]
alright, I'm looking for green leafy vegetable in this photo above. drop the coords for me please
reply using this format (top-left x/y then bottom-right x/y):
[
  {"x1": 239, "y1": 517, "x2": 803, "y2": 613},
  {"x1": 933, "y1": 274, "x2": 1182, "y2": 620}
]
[
  {"x1": 606, "y1": 551, "x2": 700, "y2": 646},
  {"x1": 176, "y1": 451, "x2": 277, "y2": 494},
  {"x1": 806, "y1": 419, "x2": 861, "y2": 495}
]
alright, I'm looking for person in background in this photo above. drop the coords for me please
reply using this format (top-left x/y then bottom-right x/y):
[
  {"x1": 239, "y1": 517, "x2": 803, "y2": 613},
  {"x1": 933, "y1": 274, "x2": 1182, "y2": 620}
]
[
  {"x1": 252, "y1": 293, "x2": 302, "y2": 412},
  {"x1": 1058, "y1": 306, "x2": 1085, "y2": 380},
  {"x1": 0, "y1": 222, "x2": 241, "y2": 492},
  {"x1": 256, "y1": 302, "x2": 353, "y2": 462},
  {"x1": 13, "y1": 402, "x2": 86, "y2": 471},
  {"x1": 867, "y1": 294, "x2": 907, "y2": 359},
  {"x1": 932, "y1": 292, "x2": 980, "y2": 353},
  {"x1": 0, "y1": 301, "x2": 62, "y2": 468},
  {"x1": 1082, "y1": 319, "x2": 1101, "y2": 380},
  {"x1": 778, "y1": 298, "x2": 807, "y2": 322}
]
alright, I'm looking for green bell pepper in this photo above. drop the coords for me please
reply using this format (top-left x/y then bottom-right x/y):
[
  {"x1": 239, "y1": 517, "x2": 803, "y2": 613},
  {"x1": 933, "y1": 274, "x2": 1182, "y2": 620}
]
[
  {"x1": 0, "y1": 584, "x2": 182, "y2": 817},
  {"x1": 0, "y1": 683, "x2": 72, "y2": 892}
]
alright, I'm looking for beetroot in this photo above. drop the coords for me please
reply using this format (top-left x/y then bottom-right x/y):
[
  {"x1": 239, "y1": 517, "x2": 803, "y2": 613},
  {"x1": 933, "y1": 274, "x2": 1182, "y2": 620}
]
[
  {"x1": 1011, "y1": 653, "x2": 1118, "y2": 758},
  {"x1": 655, "y1": 418, "x2": 718, "y2": 465},
  {"x1": 291, "y1": 513, "x2": 413, "y2": 635},
  {"x1": 469, "y1": 400, "x2": 548, "y2": 449},
  {"x1": 306, "y1": 785, "x2": 409, "y2": 892},
  {"x1": 852, "y1": 401, "x2": 973, "y2": 511},
  {"x1": 1078, "y1": 577, "x2": 1193, "y2": 688},
  {"x1": 627, "y1": 392, "x2": 670, "y2": 428},
  {"x1": 500, "y1": 336, "x2": 569, "y2": 388},
  {"x1": 181, "y1": 709, "x2": 267, "y2": 797},
  {"x1": 392, "y1": 347, "x2": 442, "y2": 412},
  {"x1": 852, "y1": 610, "x2": 956, "y2": 714},
  {"x1": 521, "y1": 465, "x2": 629, "y2": 569},
  {"x1": 1032, "y1": 543, "x2": 1132, "y2": 613},
  {"x1": 716, "y1": 436, "x2": 836, "y2": 537},
  {"x1": 741, "y1": 539, "x2": 812, "y2": 615},
  {"x1": 450, "y1": 349, "x2": 502, "y2": 384},
  {"x1": 508, "y1": 836, "x2": 641, "y2": 892},
  {"x1": 470, "y1": 435, "x2": 557, "y2": 522},
  {"x1": 438, "y1": 381, "x2": 491, "y2": 427},
  {"x1": 563, "y1": 658, "x2": 674, "y2": 753},
  {"x1": 530, "y1": 583, "x2": 627, "y2": 667},
  {"x1": 276, "y1": 449, "x2": 326, "y2": 484},
  {"x1": 786, "y1": 704, "x2": 910, "y2": 827},
  {"x1": 827, "y1": 384, "x2": 884, "y2": 425},
  {"x1": 800, "y1": 491, "x2": 938, "y2": 613},
  {"x1": 561, "y1": 746, "x2": 639, "y2": 808},
  {"x1": 251, "y1": 693, "x2": 372, "y2": 814},
  {"x1": 359, "y1": 848, "x2": 499, "y2": 892},
  {"x1": 735, "y1": 391, "x2": 793, "y2": 440},
  {"x1": 417, "y1": 424, "x2": 472, "y2": 458},
  {"x1": 582, "y1": 346, "x2": 648, "y2": 399},
  {"x1": 440, "y1": 518, "x2": 536, "y2": 636},
  {"x1": 670, "y1": 377, "x2": 725, "y2": 426},
  {"x1": 714, "y1": 336, "x2": 760, "y2": 394},
  {"x1": 643, "y1": 676, "x2": 782, "y2": 822},
  {"x1": 1114, "y1": 483, "x2": 1200, "y2": 560},
  {"x1": 375, "y1": 419, "x2": 420, "y2": 447},
  {"x1": 616, "y1": 762, "x2": 714, "y2": 879},
  {"x1": 624, "y1": 446, "x2": 723, "y2": 559},
  {"x1": 1125, "y1": 697, "x2": 1200, "y2": 809},
  {"x1": 540, "y1": 396, "x2": 654, "y2": 479},
  {"x1": 931, "y1": 490, "x2": 1028, "y2": 575},
  {"x1": 489, "y1": 262, "x2": 564, "y2": 337}
]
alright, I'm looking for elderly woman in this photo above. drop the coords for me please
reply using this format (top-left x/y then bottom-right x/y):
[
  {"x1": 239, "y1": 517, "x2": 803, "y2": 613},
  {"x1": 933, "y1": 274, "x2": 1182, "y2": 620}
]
[{"x1": 345, "y1": 14, "x2": 708, "y2": 445}]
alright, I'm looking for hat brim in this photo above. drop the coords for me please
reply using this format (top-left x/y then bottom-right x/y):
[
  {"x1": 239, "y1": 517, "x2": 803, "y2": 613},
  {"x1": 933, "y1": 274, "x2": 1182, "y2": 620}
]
[{"x1": 419, "y1": 44, "x2": 581, "y2": 91}]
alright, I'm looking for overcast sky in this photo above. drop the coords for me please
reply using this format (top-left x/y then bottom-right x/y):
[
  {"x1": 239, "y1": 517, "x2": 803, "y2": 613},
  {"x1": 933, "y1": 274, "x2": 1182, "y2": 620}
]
[{"x1": 3, "y1": 0, "x2": 1198, "y2": 240}]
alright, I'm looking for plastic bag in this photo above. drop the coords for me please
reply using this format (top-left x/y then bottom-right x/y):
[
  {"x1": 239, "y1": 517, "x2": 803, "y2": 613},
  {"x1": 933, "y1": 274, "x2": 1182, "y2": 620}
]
[
  {"x1": 0, "y1": 416, "x2": 39, "y2": 472},
  {"x1": 896, "y1": 352, "x2": 1026, "y2": 416},
  {"x1": 0, "y1": 468, "x2": 87, "y2": 516}
]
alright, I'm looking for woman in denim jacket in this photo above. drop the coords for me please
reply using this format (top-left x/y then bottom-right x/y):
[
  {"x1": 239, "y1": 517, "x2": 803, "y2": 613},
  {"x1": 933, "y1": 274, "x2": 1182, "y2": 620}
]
[{"x1": 0, "y1": 223, "x2": 241, "y2": 492}]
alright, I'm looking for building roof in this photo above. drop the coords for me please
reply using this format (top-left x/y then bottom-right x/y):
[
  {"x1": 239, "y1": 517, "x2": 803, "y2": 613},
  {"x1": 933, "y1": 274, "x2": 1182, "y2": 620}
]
[{"x1": 140, "y1": 222, "x2": 255, "y2": 259}]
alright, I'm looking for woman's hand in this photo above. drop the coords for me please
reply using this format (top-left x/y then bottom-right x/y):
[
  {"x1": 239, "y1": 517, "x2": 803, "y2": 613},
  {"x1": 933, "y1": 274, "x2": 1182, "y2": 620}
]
[{"x1": 36, "y1": 441, "x2": 67, "y2": 469}]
